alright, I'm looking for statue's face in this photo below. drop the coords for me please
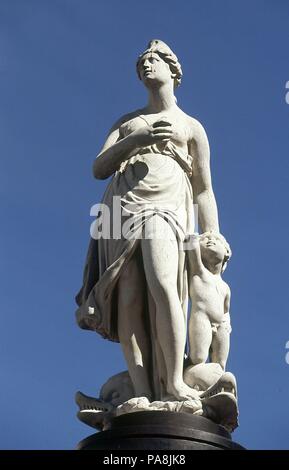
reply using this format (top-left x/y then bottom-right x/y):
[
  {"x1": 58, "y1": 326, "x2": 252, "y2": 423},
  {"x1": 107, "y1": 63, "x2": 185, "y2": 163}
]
[
  {"x1": 200, "y1": 234, "x2": 227, "y2": 267},
  {"x1": 138, "y1": 52, "x2": 172, "y2": 87}
]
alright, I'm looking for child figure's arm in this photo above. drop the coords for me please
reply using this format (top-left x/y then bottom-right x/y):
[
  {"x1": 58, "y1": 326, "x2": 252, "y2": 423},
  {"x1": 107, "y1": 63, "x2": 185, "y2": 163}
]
[{"x1": 186, "y1": 233, "x2": 204, "y2": 275}]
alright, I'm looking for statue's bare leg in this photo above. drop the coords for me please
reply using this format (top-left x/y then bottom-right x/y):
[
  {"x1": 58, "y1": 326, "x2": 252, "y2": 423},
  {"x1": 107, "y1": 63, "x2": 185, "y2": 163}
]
[
  {"x1": 189, "y1": 313, "x2": 212, "y2": 365},
  {"x1": 210, "y1": 324, "x2": 230, "y2": 370},
  {"x1": 118, "y1": 246, "x2": 152, "y2": 399},
  {"x1": 141, "y1": 219, "x2": 198, "y2": 401}
]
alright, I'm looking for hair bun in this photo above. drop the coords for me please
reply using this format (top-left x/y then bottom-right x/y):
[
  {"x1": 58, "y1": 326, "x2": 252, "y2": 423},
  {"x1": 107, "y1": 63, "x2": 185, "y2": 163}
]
[{"x1": 136, "y1": 39, "x2": 183, "y2": 88}]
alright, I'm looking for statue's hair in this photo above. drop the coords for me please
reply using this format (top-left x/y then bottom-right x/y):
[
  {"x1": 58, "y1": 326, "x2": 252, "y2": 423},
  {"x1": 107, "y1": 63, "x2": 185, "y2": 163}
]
[
  {"x1": 200, "y1": 231, "x2": 232, "y2": 273},
  {"x1": 136, "y1": 39, "x2": 183, "y2": 88}
]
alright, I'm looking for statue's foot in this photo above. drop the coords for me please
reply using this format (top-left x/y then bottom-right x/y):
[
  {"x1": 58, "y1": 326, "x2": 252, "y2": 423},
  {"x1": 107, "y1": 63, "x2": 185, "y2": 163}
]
[
  {"x1": 116, "y1": 396, "x2": 151, "y2": 416},
  {"x1": 165, "y1": 382, "x2": 200, "y2": 401}
]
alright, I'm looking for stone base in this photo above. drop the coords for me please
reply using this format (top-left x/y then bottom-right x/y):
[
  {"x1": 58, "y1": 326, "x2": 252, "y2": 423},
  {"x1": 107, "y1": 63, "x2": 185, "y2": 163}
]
[{"x1": 77, "y1": 411, "x2": 244, "y2": 450}]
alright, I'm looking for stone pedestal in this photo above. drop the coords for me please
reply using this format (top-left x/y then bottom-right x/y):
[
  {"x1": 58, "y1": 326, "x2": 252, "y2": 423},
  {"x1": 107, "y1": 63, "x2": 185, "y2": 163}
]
[{"x1": 77, "y1": 411, "x2": 244, "y2": 450}]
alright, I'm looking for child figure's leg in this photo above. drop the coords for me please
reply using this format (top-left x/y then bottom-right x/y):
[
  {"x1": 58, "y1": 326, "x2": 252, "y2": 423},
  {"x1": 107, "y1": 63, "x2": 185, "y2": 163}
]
[
  {"x1": 210, "y1": 322, "x2": 231, "y2": 370},
  {"x1": 189, "y1": 313, "x2": 212, "y2": 365}
]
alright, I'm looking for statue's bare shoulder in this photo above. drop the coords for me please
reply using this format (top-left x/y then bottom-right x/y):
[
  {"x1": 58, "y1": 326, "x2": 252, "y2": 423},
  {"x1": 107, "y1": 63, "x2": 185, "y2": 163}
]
[
  {"x1": 100, "y1": 108, "x2": 144, "y2": 151},
  {"x1": 178, "y1": 110, "x2": 209, "y2": 145},
  {"x1": 108, "y1": 108, "x2": 144, "y2": 134}
]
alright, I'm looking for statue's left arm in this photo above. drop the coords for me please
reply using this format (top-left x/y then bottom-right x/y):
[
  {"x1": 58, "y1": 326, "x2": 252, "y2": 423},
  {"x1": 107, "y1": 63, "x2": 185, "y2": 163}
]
[{"x1": 189, "y1": 121, "x2": 219, "y2": 233}]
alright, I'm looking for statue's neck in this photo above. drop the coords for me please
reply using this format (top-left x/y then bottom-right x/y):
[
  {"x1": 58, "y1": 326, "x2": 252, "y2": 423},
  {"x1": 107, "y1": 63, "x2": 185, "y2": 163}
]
[
  {"x1": 146, "y1": 83, "x2": 176, "y2": 113},
  {"x1": 203, "y1": 259, "x2": 223, "y2": 276}
]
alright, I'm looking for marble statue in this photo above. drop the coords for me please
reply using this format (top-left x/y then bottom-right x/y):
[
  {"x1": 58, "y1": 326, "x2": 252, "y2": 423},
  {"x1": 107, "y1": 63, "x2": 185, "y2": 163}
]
[
  {"x1": 187, "y1": 232, "x2": 232, "y2": 370},
  {"x1": 76, "y1": 40, "x2": 238, "y2": 432}
]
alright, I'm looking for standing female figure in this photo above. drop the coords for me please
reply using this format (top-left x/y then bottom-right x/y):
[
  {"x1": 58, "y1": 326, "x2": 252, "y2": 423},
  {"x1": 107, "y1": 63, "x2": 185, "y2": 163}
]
[{"x1": 76, "y1": 40, "x2": 219, "y2": 402}]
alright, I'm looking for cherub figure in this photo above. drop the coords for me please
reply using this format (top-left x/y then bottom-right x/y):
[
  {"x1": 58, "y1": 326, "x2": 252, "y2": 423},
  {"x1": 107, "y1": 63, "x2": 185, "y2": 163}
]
[{"x1": 187, "y1": 232, "x2": 232, "y2": 370}]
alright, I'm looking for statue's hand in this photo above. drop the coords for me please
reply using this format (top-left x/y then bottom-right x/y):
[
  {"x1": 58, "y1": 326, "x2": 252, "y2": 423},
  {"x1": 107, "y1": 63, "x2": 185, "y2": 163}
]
[
  {"x1": 186, "y1": 233, "x2": 199, "y2": 243},
  {"x1": 185, "y1": 233, "x2": 200, "y2": 251},
  {"x1": 129, "y1": 119, "x2": 172, "y2": 147}
]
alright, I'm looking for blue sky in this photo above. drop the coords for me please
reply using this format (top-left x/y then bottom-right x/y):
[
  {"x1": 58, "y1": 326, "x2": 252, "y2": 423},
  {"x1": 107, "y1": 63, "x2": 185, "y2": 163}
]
[{"x1": 1, "y1": 0, "x2": 288, "y2": 449}]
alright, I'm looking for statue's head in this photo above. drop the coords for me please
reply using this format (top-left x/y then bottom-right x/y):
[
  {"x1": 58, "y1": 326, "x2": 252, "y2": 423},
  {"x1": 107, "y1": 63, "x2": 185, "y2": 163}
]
[
  {"x1": 136, "y1": 39, "x2": 183, "y2": 89},
  {"x1": 199, "y1": 231, "x2": 232, "y2": 273}
]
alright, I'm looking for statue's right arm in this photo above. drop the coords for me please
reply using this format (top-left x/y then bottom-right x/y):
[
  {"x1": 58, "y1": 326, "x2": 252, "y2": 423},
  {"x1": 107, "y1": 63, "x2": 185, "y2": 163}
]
[
  {"x1": 93, "y1": 113, "x2": 173, "y2": 179},
  {"x1": 93, "y1": 113, "x2": 139, "y2": 180}
]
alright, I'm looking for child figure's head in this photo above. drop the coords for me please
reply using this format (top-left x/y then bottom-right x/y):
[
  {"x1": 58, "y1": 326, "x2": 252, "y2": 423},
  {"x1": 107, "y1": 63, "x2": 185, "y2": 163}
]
[{"x1": 199, "y1": 231, "x2": 232, "y2": 273}]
